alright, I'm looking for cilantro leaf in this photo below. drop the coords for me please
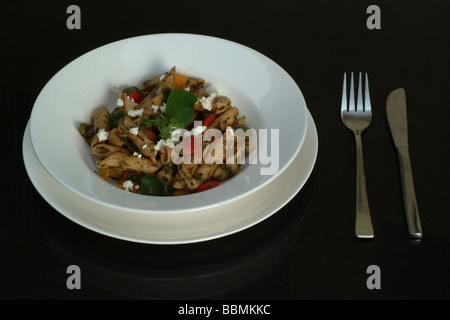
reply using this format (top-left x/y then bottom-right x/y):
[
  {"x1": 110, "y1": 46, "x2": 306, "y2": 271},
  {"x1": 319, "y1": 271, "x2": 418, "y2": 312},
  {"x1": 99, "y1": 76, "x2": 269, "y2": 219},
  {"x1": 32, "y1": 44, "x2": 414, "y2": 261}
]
[
  {"x1": 142, "y1": 116, "x2": 172, "y2": 141},
  {"x1": 158, "y1": 123, "x2": 172, "y2": 141},
  {"x1": 142, "y1": 114, "x2": 166, "y2": 128},
  {"x1": 166, "y1": 89, "x2": 197, "y2": 128}
]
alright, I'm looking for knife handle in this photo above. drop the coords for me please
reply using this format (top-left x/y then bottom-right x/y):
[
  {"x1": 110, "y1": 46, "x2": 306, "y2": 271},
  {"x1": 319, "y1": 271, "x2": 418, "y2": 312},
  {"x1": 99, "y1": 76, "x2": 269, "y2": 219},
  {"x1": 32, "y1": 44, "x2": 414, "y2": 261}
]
[{"x1": 397, "y1": 146, "x2": 423, "y2": 239}]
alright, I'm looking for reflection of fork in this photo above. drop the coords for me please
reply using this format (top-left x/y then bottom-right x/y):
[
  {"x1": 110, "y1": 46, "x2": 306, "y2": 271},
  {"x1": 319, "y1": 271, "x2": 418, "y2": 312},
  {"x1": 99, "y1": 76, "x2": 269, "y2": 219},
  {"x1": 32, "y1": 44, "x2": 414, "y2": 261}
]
[{"x1": 341, "y1": 72, "x2": 374, "y2": 238}]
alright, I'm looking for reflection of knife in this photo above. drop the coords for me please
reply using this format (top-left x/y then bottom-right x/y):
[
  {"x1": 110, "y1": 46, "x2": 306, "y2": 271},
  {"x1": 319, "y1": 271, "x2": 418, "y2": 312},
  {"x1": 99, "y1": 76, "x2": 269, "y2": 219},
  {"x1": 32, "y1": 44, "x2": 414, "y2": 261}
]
[{"x1": 386, "y1": 88, "x2": 423, "y2": 239}]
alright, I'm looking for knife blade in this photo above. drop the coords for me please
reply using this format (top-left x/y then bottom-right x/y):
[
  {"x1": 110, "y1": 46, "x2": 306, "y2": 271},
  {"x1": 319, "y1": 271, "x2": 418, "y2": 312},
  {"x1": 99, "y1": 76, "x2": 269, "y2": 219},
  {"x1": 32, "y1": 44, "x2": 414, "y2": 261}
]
[{"x1": 386, "y1": 88, "x2": 423, "y2": 239}]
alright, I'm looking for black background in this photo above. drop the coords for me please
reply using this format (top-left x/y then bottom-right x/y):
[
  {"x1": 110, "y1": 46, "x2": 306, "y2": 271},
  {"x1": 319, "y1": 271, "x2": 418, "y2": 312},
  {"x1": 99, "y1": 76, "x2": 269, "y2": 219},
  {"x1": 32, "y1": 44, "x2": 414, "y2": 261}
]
[{"x1": 1, "y1": 0, "x2": 449, "y2": 300}]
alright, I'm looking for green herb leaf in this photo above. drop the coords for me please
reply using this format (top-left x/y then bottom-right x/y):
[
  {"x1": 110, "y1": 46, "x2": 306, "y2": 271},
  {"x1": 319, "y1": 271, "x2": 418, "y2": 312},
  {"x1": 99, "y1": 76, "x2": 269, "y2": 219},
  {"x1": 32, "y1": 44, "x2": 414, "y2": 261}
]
[
  {"x1": 121, "y1": 138, "x2": 140, "y2": 154},
  {"x1": 110, "y1": 109, "x2": 126, "y2": 129},
  {"x1": 225, "y1": 167, "x2": 233, "y2": 177},
  {"x1": 158, "y1": 124, "x2": 172, "y2": 141},
  {"x1": 164, "y1": 161, "x2": 175, "y2": 174},
  {"x1": 141, "y1": 117, "x2": 153, "y2": 128},
  {"x1": 142, "y1": 114, "x2": 166, "y2": 129},
  {"x1": 140, "y1": 90, "x2": 197, "y2": 143},
  {"x1": 162, "y1": 86, "x2": 171, "y2": 98},
  {"x1": 122, "y1": 86, "x2": 145, "y2": 98},
  {"x1": 77, "y1": 122, "x2": 94, "y2": 145},
  {"x1": 166, "y1": 89, "x2": 197, "y2": 128},
  {"x1": 140, "y1": 174, "x2": 162, "y2": 196}
]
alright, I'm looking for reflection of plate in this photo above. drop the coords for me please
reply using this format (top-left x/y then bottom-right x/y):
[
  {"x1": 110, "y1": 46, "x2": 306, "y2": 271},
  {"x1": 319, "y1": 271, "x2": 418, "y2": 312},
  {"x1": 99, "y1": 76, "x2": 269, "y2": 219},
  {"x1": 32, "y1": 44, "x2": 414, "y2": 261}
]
[
  {"x1": 23, "y1": 110, "x2": 317, "y2": 244},
  {"x1": 29, "y1": 33, "x2": 308, "y2": 213},
  {"x1": 44, "y1": 182, "x2": 312, "y2": 299}
]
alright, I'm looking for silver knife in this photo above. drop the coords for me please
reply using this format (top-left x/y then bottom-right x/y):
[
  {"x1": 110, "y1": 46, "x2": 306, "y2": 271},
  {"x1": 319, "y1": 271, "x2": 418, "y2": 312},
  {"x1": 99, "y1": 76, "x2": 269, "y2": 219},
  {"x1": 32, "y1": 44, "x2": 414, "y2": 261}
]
[{"x1": 386, "y1": 88, "x2": 423, "y2": 239}]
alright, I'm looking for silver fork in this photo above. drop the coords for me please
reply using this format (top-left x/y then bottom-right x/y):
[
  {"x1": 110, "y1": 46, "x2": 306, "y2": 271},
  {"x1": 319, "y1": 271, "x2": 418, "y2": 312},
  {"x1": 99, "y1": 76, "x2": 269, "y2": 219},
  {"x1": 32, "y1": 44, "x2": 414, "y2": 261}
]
[{"x1": 341, "y1": 72, "x2": 374, "y2": 238}]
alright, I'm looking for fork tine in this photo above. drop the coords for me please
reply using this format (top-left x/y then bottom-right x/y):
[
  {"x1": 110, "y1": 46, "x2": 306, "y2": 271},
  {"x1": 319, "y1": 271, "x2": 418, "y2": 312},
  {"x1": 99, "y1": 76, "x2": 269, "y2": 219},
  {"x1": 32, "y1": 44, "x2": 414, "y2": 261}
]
[
  {"x1": 364, "y1": 73, "x2": 371, "y2": 112},
  {"x1": 341, "y1": 73, "x2": 347, "y2": 112},
  {"x1": 349, "y1": 72, "x2": 355, "y2": 111},
  {"x1": 357, "y1": 72, "x2": 363, "y2": 112}
]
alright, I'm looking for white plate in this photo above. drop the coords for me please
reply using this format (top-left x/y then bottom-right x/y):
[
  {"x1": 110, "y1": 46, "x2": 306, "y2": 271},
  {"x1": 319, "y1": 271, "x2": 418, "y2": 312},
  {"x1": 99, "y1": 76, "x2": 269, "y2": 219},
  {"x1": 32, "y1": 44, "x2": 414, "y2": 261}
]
[
  {"x1": 23, "y1": 110, "x2": 317, "y2": 244},
  {"x1": 29, "y1": 33, "x2": 308, "y2": 212}
]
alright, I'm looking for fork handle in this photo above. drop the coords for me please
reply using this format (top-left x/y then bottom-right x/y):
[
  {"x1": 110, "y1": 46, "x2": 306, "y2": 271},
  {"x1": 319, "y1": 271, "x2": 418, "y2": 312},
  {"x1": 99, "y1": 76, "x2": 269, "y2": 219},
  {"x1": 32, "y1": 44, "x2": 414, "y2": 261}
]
[
  {"x1": 397, "y1": 146, "x2": 423, "y2": 239},
  {"x1": 354, "y1": 132, "x2": 374, "y2": 238}
]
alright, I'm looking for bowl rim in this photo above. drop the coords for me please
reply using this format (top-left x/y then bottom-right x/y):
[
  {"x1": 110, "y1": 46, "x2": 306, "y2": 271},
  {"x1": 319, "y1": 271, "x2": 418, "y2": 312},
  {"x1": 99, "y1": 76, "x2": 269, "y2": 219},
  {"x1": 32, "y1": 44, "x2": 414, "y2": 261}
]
[{"x1": 29, "y1": 33, "x2": 308, "y2": 213}]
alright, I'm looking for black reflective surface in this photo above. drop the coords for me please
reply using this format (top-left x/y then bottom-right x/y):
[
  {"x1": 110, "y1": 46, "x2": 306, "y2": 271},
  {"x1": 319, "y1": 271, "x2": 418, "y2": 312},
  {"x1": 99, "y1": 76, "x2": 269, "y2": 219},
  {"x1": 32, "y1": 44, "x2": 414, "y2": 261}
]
[{"x1": 1, "y1": 0, "x2": 449, "y2": 299}]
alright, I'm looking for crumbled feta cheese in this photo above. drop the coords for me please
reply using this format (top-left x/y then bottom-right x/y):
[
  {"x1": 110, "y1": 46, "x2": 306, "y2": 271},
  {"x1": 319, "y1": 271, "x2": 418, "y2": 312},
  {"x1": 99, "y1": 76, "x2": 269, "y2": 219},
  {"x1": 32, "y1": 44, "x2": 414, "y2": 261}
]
[
  {"x1": 142, "y1": 144, "x2": 147, "y2": 149},
  {"x1": 122, "y1": 180, "x2": 134, "y2": 192},
  {"x1": 154, "y1": 125, "x2": 208, "y2": 152},
  {"x1": 190, "y1": 125, "x2": 207, "y2": 136},
  {"x1": 184, "y1": 87, "x2": 190, "y2": 92},
  {"x1": 97, "y1": 128, "x2": 109, "y2": 142},
  {"x1": 151, "y1": 105, "x2": 159, "y2": 114},
  {"x1": 170, "y1": 128, "x2": 184, "y2": 142},
  {"x1": 154, "y1": 138, "x2": 175, "y2": 151},
  {"x1": 117, "y1": 98, "x2": 124, "y2": 107},
  {"x1": 129, "y1": 127, "x2": 139, "y2": 135},
  {"x1": 159, "y1": 74, "x2": 166, "y2": 81},
  {"x1": 127, "y1": 108, "x2": 144, "y2": 118},
  {"x1": 165, "y1": 140, "x2": 175, "y2": 149},
  {"x1": 134, "y1": 185, "x2": 140, "y2": 190},
  {"x1": 154, "y1": 139, "x2": 165, "y2": 151},
  {"x1": 130, "y1": 98, "x2": 138, "y2": 106},
  {"x1": 199, "y1": 94, "x2": 216, "y2": 111},
  {"x1": 133, "y1": 152, "x2": 142, "y2": 159},
  {"x1": 160, "y1": 103, "x2": 167, "y2": 113}
]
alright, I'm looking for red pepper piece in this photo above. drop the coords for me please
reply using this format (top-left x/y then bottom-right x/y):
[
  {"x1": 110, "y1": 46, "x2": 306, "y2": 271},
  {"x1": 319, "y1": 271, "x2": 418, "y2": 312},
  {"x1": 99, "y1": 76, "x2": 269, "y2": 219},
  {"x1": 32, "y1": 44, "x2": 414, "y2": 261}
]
[
  {"x1": 202, "y1": 113, "x2": 217, "y2": 127},
  {"x1": 144, "y1": 129, "x2": 157, "y2": 143},
  {"x1": 196, "y1": 180, "x2": 220, "y2": 193},
  {"x1": 129, "y1": 91, "x2": 143, "y2": 104}
]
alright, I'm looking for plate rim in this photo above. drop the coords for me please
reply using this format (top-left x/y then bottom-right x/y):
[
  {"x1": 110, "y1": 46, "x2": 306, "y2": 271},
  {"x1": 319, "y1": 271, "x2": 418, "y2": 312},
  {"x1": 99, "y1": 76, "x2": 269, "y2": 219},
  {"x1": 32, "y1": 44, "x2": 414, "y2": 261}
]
[{"x1": 23, "y1": 109, "x2": 317, "y2": 244}]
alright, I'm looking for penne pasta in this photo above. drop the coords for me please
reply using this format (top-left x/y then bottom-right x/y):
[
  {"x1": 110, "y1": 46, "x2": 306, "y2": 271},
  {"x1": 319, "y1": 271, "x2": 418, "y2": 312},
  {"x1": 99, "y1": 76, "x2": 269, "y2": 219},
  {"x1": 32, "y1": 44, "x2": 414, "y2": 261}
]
[
  {"x1": 173, "y1": 172, "x2": 187, "y2": 190},
  {"x1": 125, "y1": 128, "x2": 157, "y2": 161},
  {"x1": 121, "y1": 116, "x2": 140, "y2": 129},
  {"x1": 185, "y1": 77, "x2": 205, "y2": 92},
  {"x1": 107, "y1": 128, "x2": 124, "y2": 147},
  {"x1": 78, "y1": 67, "x2": 252, "y2": 197},
  {"x1": 234, "y1": 116, "x2": 246, "y2": 127},
  {"x1": 97, "y1": 153, "x2": 160, "y2": 174},
  {"x1": 140, "y1": 74, "x2": 161, "y2": 93},
  {"x1": 142, "y1": 93, "x2": 164, "y2": 117},
  {"x1": 212, "y1": 96, "x2": 231, "y2": 114},
  {"x1": 178, "y1": 162, "x2": 198, "y2": 180},
  {"x1": 212, "y1": 164, "x2": 239, "y2": 181},
  {"x1": 120, "y1": 94, "x2": 136, "y2": 114},
  {"x1": 91, "y1": 106, "x2": 110, "y2": 131},
  {"x1": 159, "y1": 145, "x2": 172, "y2": 165},
  {"x1": 157, "y1": 166, "x2": 175, "y2": 184},
  {"x1": 208, "y1": 107, "x2": 238, "y2": 132},
  {"x1": 91, "y1": 144, "x2": 129, "y2": 158},
  {"x1": 184, "y1": 163, "x2": 219, "y2": 190}
]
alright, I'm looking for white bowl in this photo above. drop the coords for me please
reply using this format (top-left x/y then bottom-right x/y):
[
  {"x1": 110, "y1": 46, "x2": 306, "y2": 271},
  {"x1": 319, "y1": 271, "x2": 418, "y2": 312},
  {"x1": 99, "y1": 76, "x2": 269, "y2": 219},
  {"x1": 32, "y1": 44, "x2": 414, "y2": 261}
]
[{"x1": 29, "y1": 33, "x2": 308, "y2": 213}]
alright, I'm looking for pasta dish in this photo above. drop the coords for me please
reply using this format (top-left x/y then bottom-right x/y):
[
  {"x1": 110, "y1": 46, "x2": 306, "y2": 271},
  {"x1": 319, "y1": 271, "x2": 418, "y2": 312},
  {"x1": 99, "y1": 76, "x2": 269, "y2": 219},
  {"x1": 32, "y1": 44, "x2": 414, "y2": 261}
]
[{"x1": 78, "y1": 67, "x2": 252, "y2": 196}]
